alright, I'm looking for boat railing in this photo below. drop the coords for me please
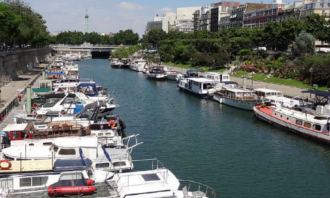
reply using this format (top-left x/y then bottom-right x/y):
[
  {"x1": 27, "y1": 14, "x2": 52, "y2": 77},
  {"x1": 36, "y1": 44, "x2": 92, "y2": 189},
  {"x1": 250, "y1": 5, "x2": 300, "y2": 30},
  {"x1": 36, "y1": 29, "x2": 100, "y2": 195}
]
[
  {"x1": 0, "y1": 178, "x2": 13, "y2": 195},
  {"x1": 114, "y1": 163, "x2": 170, "y2": 193},
  {"x1": 179, "y1": 179, "x2": 217, "y2": 198},
  {"x1": 132, "y1": 158, "x2": 166, "y2": 170},
  {"x1": 122, "y1": 134, "x2": 143, "y2": 153}
]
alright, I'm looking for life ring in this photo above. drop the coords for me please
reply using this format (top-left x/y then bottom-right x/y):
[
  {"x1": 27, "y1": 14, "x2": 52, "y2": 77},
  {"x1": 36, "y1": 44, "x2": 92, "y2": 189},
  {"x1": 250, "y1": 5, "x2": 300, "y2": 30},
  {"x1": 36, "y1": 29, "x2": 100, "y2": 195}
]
[
  {"x1": 0, "y1": 160, "x2": 12, "y2": 170},
  {"x1": 32, "y1": 103, "x2": 38, "y2": 109},
  {"x1": 108, "y1": 119, "x2": 117, "y2": 129}
]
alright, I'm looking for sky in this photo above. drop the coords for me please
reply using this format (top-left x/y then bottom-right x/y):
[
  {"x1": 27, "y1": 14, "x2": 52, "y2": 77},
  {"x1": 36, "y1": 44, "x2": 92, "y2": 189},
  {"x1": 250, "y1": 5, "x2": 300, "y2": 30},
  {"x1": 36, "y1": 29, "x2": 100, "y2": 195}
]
[{"x1": 24, "y1": 0, "x2": 276, "y2": 36}]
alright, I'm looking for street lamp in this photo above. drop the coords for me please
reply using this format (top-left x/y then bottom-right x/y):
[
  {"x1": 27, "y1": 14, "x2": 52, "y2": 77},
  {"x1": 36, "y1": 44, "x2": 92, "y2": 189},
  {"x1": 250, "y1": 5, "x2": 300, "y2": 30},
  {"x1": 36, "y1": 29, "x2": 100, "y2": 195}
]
[{"x1": 309, "y1": 67, "x2": 314, "y2": 98}]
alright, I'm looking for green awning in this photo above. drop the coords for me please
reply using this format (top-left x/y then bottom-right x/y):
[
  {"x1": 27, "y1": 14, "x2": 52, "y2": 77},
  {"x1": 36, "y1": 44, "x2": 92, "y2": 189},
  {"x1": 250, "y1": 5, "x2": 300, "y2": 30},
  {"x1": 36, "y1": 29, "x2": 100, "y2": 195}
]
[{"x1": 32, "y1": 87, "x2": 51, "y2": 93}]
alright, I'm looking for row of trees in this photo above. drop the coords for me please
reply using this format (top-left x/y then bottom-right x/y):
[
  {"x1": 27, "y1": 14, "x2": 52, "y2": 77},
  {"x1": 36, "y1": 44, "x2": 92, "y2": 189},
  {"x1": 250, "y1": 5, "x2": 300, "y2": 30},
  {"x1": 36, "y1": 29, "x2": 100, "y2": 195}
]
[
  {"x1": 0, "y1": 0, "x2": 50, "y2": 49},
  {"x1": 52, "y1": 29, "x2": 139, "y2": 45},
  {"x1": 142, "y1": 14, "x2": 330, "y2": 86}
]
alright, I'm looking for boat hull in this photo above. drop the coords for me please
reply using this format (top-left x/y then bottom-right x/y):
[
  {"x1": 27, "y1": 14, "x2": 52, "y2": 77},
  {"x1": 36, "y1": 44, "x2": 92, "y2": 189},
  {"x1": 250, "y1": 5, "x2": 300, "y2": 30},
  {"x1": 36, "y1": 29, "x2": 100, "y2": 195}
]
[
  {"x1": 253, "y1": 106, "x2": 330, "y2": 144},
  {"x1": 146, "y1": 73, "x2": 167, "y2": 80},
  {"x1": 178, "y1": 86, "x2": 210, "y2": 99},
  {"x1": 213, "y1": 95, "x2": 257, "y2": 111}
]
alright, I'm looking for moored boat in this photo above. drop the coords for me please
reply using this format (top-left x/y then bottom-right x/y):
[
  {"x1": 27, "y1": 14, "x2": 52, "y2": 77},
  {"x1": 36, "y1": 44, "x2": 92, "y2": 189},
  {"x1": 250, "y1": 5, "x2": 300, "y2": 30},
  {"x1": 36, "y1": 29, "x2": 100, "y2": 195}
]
[
  {"x1": 110, "y1": 58, "x2": 125, "y2": 68},
  {"x1": 254, "y1": 101, "x2": 330, "y2": 143},
  {"x1": 146, "y1": 66, "x2": 167, "y2": 80},
  {"x1": 213, "y1": 87, "x2": 260, "y2": 110}
]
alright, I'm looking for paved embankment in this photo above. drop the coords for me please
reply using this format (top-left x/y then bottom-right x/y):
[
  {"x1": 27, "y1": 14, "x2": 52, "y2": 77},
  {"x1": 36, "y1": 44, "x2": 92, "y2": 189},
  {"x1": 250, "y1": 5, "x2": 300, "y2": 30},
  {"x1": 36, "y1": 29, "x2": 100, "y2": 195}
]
[
  {"x1": 164, "y1": 65, "x2": 309, "y2": 98},
  {"x1": 0, "y1": 74, "x2": 41, "y2": 129}
]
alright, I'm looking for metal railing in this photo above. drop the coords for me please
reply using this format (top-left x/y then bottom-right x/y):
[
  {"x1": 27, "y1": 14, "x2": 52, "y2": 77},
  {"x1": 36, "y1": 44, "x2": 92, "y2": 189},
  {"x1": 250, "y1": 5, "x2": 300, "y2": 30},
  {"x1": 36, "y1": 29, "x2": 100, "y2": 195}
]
[{"x1": 179, "y1": 180, "x2": 217, "y2": 198}]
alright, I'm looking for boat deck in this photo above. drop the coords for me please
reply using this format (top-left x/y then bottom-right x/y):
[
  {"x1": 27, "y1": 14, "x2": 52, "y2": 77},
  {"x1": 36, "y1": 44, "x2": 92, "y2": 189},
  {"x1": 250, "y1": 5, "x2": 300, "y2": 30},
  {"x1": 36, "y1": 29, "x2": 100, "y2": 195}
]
[
  {"x1": 0, "y1": 160, "x2": 53, "y2": 174},
  {"x1": 5, "y1": 183, "x2": 116, "y2": 198}
]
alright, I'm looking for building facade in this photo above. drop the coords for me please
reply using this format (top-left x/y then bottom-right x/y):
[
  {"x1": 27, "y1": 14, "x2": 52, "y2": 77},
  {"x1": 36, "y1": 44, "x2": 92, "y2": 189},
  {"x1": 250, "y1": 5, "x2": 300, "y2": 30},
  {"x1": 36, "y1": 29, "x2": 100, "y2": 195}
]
[
  {"x1": 210, "y1": 1, "x2": 240, "y2": 32},
  {"x1": 145, "y1": 0, "x2": 330, "y2": 34}
]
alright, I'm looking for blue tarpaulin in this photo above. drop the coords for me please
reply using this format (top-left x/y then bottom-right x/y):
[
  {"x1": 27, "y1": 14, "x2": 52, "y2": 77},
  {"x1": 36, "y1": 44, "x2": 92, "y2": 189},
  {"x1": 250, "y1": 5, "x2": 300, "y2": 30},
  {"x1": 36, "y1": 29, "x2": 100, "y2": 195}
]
[{"x1": 77, "y1": 82, "x2": 98, "y2": 97}]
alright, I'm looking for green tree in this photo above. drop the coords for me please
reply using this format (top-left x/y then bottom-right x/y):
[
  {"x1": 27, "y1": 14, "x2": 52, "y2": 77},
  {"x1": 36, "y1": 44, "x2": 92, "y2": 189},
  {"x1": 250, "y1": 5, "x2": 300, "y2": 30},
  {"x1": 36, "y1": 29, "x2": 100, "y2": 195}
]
[
  {"x1": 142, "y1": 29, "x2": 167, "y2": 48},
  {"x1": 292, "y1": 31, "x2": 315, "y2": 56}
]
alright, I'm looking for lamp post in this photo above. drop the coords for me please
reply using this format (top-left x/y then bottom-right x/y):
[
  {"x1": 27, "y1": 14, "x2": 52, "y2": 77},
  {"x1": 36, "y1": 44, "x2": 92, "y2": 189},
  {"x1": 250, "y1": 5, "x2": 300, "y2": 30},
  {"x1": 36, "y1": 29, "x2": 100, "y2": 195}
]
[{"x1": 309, "y1": 67, "x2": 314, "y2": 98}]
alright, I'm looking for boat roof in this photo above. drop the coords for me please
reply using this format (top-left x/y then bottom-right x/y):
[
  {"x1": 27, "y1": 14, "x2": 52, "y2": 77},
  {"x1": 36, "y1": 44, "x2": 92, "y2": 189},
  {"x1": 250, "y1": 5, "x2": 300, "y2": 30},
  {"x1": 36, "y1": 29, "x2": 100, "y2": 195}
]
[
  {"x1": 254, "y1": 88, "x2": 282, "y2": 93},
  {"x1": 188, "y1": 78, "x2": 216, "y2": 83},
  {"x1": 2, "y1": 123, "x2": 29, "y2": 132},
  {"x1": 302, "y1": 90, "x2": 330, "y2": 98},
  {"x1": 53, "y1": 158, "x2": 92, "y2": 172},
  {"x1": 115, "y1": 169, "x2": 180, "y2": 196},
  {"x1": 54, "y1": 136, "x2": 98, "y2": 148},
  {"x1": 0, "y1": 160, "x2": 53, "y2": 174},
  {"x1": 224, "y1": 87, "x2": 255, "y2": 93}
]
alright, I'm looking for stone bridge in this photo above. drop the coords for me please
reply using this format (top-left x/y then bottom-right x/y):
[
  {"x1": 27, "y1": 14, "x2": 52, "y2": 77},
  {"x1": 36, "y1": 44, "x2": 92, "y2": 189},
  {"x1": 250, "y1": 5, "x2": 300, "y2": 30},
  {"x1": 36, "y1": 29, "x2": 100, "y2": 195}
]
[{"x1": 50, "y1": 43, "x2": 122, "y2": 58}]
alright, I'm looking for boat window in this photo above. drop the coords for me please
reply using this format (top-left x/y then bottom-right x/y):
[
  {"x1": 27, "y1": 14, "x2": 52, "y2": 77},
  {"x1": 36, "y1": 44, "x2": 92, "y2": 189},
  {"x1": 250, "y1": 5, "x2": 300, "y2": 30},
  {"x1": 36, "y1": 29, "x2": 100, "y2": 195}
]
[
  {"x1": 19, "y1": 178, "x2": 32, "y2": 187},
  {"x1": 60, "y1": 173, "x2": 83, "y2": 180},
  {"x1": 58, "y1": 149, "x2": 76, "y2": 155},
  {"x1": 314, "y1": 116, "x2": 328, "y2": 120},
  {"x1": 113, "y1": 162, "x2": 126, "y2": 167},
  {"x1": 303, "y1": 122, "x2": 311, "y2": 128},
  {"x1": 43, "y1": 142, "x2": 52, "y2": 146},
  {"x1": 28, "y1": 143, "x2": 34, "y2": 146},
  {"x1": 95, "y1": 162, "x2": 110, "y2": 168},
  {"x1": 142, "y1": 173, "x2": 160, "y2": 181},
  {"x1": 327, "y1": 123, "x2": 330, "y2": 131},
  {"x1": 296, "y1": 120, "x2": 302, "y2": 125},
  {"x1": 32, "y1": 177, "x2": 48, "y2": 186},
  {"x1": 313, "y1": 124, "x2": 322, "y2": 131}
]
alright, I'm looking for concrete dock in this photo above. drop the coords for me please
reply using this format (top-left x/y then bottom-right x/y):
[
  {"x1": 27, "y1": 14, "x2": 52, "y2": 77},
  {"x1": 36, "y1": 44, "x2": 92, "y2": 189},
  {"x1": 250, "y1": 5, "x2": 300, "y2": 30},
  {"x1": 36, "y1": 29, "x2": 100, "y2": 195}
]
[{"x1": 0, "y1": 74, "x2": 41, "y2": 129}]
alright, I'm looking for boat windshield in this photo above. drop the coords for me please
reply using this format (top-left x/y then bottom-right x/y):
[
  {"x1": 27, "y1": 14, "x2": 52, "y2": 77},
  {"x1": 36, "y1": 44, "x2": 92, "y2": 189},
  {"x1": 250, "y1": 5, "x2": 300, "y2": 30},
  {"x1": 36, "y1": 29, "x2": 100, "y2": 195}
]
[
  {"x1": 43, "y1": 98, "x2": 62, "y2": 108},
  {"x1": 203, "y1": 83, "x2": 214, "y2": 89}
]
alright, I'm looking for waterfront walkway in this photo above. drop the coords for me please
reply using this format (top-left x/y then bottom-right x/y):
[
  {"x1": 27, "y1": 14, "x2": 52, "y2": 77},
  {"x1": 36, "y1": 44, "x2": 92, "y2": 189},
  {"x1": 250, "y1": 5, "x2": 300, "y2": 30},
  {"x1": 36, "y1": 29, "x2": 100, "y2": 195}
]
[
  {"x1": 0, "y1": 74, "x2": 41, "y2": 129},
  {"x1": 164, "y1": 65, "x2": 309, "y2": 98}
]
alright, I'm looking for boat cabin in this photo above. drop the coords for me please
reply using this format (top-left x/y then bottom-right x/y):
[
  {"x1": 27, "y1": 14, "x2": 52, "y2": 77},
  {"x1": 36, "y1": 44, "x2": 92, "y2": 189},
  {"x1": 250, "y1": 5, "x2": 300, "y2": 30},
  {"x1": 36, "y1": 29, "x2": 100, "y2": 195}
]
[
  {"x1": 113, "y1": 168, "x2": 181, "y2": 197},
  {"x1": 204, "y1": 72, "x2": 230, "y2": 83},
  {"x1": 2, "y1": 123, "x2": 33, "y2": 141},
  {"x1": 254, "y1": 88, "x2": 283, "y2": 98},
  {"x1": 182, "y1": 78, "x2": 220, "y2": 96},
  {"x1": 216, "y1": 87, "x2": 258, "y2": 101}
]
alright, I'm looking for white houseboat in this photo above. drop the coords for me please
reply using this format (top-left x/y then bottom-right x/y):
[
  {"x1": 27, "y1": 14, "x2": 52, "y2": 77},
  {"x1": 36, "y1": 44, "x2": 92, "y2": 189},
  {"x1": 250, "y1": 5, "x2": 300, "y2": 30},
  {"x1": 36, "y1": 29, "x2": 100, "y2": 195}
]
[
  {"x1": 254, "y1": 88, "x2": 303, "y2": 108},
  {"x1": 178, "y1": 78, "x2": 223, "y2": 98},
  {"x1": 213, "y1": 87, "x2": 260, "y2": 110}
]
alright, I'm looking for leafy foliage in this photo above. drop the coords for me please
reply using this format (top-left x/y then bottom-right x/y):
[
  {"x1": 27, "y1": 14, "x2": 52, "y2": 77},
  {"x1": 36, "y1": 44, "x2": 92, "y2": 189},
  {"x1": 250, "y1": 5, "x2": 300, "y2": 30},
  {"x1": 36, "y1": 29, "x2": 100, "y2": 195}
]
[
  {"x1": 0, "y1": 0, "x2": 49, "y2": 48},
  {"x1": 111, "y1": 45, "x2": 141, "y2": 59},
  {"x1": 142, "y1": 14, "x2": 330, "y2": 87},
  {"x1": 53, "y1": 29, "x2": 139, "y2": 45}
]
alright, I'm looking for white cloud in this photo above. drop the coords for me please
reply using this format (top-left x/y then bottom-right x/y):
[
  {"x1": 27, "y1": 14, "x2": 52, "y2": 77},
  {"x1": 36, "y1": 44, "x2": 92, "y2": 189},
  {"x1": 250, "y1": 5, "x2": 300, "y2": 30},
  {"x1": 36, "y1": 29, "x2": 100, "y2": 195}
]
[{"x1": 116, "y1": 1, "x2": 144, "y2": 10}]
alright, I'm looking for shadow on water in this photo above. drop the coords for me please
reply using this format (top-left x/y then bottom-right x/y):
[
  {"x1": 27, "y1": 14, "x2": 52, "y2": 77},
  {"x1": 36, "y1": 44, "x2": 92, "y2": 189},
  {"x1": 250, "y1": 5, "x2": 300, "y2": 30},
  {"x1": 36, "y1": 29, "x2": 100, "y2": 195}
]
[{"x1": 79, "y1": 59, "x2": 330, "y2": 198}]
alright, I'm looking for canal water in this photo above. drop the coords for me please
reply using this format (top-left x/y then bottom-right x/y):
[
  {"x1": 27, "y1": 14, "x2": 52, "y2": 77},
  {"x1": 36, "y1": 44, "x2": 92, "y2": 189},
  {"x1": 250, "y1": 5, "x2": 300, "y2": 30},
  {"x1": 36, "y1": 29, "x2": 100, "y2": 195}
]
[{"x1": 79, "y1": 59, "x2": 330, "y2": 198}]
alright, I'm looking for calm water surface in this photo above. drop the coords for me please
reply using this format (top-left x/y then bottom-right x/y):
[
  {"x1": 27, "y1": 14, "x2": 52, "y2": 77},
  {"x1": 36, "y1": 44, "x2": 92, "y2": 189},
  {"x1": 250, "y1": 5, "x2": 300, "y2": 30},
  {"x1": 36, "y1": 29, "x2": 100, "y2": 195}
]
[{"x1": 79, "y1": 59, "x2": 330, "y2": 198}]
